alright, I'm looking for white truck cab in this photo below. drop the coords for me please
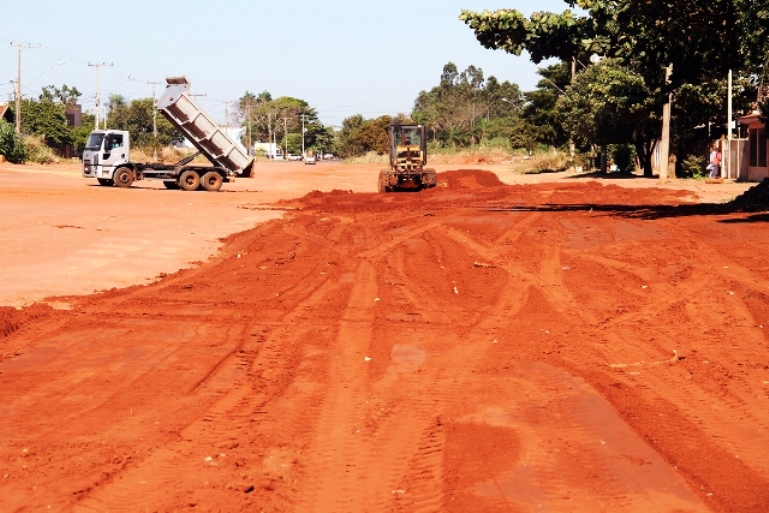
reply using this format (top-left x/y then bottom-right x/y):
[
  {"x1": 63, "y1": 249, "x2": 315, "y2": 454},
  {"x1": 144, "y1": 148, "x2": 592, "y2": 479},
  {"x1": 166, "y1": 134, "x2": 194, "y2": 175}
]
[{"x1": 82, "y1": 130, "x2": 131, "y2": 185}]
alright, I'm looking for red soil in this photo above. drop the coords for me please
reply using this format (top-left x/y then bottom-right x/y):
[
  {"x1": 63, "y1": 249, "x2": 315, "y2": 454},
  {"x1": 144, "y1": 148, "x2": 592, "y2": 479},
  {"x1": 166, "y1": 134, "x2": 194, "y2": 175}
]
[{"x1": 1, "y1": 163, "x2": 768, "y2": 512}]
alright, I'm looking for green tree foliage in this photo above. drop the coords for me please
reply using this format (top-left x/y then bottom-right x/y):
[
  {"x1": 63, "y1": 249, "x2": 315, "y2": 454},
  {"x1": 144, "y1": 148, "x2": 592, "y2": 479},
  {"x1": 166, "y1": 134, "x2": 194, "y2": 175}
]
[
  {"x1": 460, "y1": 2, "x2": 769, "y2": 171},
  {"x1": 520, "y1": 63, "x2": 572, "y2": 150},
  {"x1": 0, "y1": 119, "x2": 27, "y2": 163},
  {"x1": 39, "y1": 84, "x2": 81, "y2": 108},
  {"x1": 106, "y1": 98, "x2": 180, "y2": 149},
  {"x1": 20, "y1": 98, "x2": 71, "y2": 147},
  {"x1": 412, "y1": 62, "x2": 524, "y2": 148},
  {"x1": 460, "y1": 2, "x2": 769, "y2": 90},
  {"x1": 337, "y1": 115, "x2": 392, "y2": 158},
  {"x1": 19, "y1": 84, "x2": 84, "y2": 148},
  {"x1": 70, "y1": 112, "x2": 96, "y2": 155},
  {"x1": 242, "y1": 93, "x2": 324, "y2": 154},
  {"x1": 556, "y1": 59, "x2": 659, "y2": 173}
]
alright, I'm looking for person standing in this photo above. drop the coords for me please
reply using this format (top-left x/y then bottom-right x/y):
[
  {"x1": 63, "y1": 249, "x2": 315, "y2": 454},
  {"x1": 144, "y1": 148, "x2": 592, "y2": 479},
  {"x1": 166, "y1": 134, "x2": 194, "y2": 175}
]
[{"x1": 709, "y1": 143, "x2": 722, "y2": 179}]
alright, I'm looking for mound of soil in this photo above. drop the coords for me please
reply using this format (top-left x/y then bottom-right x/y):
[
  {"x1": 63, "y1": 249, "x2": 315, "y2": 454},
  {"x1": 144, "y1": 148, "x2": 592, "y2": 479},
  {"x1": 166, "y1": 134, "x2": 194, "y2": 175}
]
[
  {"x1": 730, "y1": 178, "x2": 769, "y2": 210},
  {"x1": 437, "y1": 169, "x2": 504, "y2": 189}
]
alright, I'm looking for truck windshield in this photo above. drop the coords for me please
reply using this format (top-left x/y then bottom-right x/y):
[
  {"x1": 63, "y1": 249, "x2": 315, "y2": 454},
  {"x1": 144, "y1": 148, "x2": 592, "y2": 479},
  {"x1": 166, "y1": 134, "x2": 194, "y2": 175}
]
[
  {"x1": 85, "y1": 133, "x2": 105, "y2": 151},
  {"x1": 395, "y1": 127, "x2": 421, "y2": 146}
]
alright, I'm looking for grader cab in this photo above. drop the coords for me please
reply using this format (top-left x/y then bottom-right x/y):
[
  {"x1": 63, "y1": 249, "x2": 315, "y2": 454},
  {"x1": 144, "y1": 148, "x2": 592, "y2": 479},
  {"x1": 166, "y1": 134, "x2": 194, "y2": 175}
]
[{"x1": 377, "y1": 123, "x2": 437, "y2": 192}]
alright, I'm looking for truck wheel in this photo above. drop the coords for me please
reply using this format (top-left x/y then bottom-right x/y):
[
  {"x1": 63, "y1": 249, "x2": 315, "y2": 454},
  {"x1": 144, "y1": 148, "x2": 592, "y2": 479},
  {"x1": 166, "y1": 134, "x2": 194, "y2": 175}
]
[
  {"x1": 163, "y1": 181, "x2": 180, "y2": 190},
  {"x1": 178, "y1": 170, "x2": 200, "y2": 191},
  {"x1": 113, "y1": 168, "x2": 134, "y2": 188},
  {"x1": 200, "y1": 171, "x2": 223, "y2": 192},
  {"x1": 421, "y1": 169, "x2": 437, "y2": 189},
  {"x1": 97, "y1": 178, "x2": 114, "y2": 186}
]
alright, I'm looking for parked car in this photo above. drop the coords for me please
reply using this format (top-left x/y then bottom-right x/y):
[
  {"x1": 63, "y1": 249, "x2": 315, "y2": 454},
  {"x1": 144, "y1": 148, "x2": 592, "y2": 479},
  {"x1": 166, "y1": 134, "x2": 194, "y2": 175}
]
[
  {"x1": 304, "y1": 155, "x2": 316, "y2": 165},
  {"x1": 287, "y1": 154, "x2": 303, "y2": 161}
]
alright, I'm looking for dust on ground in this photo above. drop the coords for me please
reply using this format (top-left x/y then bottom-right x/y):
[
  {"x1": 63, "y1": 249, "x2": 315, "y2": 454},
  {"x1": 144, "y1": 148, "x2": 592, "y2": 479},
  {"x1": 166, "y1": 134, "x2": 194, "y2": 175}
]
[{"x1": 1, "y1": 162, "x2": 767, "y2": 512}]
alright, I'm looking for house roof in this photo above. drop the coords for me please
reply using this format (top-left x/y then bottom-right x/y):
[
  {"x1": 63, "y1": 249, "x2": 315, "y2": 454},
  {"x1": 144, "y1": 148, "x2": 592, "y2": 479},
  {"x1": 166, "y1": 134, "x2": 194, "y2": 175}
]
[{"x1": 0, "y1": 104, "x2": 11, "y2": 122}]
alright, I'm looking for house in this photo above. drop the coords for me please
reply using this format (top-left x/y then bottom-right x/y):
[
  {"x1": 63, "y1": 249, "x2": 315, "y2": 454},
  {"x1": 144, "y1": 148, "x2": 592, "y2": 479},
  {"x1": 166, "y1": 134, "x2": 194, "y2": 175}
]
[
  {"x1": 737, "y1": 110, "x2": 769, "y2": 181},
  {"x1": 0, "y1": 103, "x2": 14, "y2": 124}
]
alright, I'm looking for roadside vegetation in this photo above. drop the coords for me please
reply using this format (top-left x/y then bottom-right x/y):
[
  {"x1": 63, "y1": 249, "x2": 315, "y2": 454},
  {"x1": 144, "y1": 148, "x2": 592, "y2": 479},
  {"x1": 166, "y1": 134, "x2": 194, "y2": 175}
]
[{"x1": 2, "y1": 1, "x2": 767, "y2": 177}]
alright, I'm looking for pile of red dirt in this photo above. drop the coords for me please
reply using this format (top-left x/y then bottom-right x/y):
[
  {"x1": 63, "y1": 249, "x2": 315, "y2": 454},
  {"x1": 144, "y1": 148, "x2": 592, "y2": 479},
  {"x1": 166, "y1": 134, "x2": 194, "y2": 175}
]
[
  {"x1": 730, "y1": 178, "x2": 769, "y2": 210},
  {"x1": 437, "y1": 169, "x2": 505, "y2": 189}
]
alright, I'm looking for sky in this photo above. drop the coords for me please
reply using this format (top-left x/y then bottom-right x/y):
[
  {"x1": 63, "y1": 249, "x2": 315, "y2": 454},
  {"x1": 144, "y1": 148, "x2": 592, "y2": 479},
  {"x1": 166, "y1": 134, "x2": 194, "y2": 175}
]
[{"x1": 1, "y1": 0, "x2": 568, "y2": 129}]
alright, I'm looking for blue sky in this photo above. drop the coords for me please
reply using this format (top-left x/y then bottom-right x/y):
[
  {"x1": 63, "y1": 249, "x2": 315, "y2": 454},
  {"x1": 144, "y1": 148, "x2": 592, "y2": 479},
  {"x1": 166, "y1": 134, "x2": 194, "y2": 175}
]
[{"x1": 1, "y1": 0, "x2": 568, "y2": 128}]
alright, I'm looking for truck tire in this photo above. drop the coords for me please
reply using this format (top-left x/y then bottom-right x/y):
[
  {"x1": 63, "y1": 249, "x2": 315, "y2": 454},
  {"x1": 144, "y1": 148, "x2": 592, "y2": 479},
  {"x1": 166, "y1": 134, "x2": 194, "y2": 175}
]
[
  {"x1": 200, "y1": 171, "x2": 223, "y2": 192},
  {"x1": 163, "y1": 181, "x2": 180, "y2": 190},
  {"x1": 97, "y1": 178, "x2": 113, "y2": 186},
  {"x1": 421, "y1": 169, "x2": 437, "y2": 189},
  {"x1": 113, "y1": 168, "x2": 134, "y2": 188},
  {"x1": 178, "y1": 170, "x2": 200, "y2": 191}
]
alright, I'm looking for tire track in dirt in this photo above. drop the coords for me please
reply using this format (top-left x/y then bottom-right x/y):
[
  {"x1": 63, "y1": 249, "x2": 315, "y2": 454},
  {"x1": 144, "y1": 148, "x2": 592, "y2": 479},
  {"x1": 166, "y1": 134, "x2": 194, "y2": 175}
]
[
  {"x1": 3, "y1": 174, "x2": 767, "y2": 512},
  {"x1": 0, "y1": 317, "x2": 250, "y2": 511},
  {"x1": 293, "y1": 260, "x2": 382, "y2": 512},
  {"x1": 546, "y1": 213, "x2": 769, "y2": 511},
  {"x1": 72, "y1": 221, "x2": 360, "y2": 510}
]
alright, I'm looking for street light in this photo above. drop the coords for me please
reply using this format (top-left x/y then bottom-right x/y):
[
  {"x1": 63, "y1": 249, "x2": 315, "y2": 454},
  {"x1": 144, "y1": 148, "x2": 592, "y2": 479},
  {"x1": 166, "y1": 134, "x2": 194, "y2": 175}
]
[
  {"x1": 15, "y1": 60, "x2": 66, "y2": 134},
  {"x1": 26, "y1": 61, "x2": 66, "y2": 88}
]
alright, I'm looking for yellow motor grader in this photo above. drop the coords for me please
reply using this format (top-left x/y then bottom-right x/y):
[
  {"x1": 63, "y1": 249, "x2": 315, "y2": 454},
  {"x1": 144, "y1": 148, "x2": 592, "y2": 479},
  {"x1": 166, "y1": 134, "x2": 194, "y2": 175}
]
[{"x1": 377, "y1": 123, "x2": 437, "y2": 192}]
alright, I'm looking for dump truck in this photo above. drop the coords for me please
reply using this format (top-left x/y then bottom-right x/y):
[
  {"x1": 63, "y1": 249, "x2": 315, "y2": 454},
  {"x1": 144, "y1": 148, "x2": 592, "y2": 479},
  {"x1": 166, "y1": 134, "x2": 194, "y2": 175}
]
[
  {"x1": 82, "y1": 76, "x2": 253, "y2": 191},
  {"x1": 377, "y1": 123, "x2": 436, "y2": 192}
]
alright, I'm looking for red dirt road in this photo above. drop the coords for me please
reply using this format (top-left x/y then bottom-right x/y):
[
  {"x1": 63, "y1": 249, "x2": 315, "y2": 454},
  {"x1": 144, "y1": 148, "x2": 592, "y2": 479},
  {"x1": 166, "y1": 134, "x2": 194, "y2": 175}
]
[{"x1": 1, "y1": 162, "x2": 768, "y2": 512}]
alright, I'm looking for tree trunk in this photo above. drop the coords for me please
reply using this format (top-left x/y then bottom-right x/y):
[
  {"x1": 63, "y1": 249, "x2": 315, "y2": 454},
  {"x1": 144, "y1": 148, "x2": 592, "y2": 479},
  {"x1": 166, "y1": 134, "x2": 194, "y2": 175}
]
[{"x1": 636, "y1": 139, "x2": 655, "y2": 177}]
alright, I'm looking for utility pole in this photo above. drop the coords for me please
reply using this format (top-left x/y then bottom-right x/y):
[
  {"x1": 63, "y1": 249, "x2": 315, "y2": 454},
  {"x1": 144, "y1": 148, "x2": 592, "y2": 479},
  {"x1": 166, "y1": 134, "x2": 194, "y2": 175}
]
[
  {"x1": 569, "y1": 57, "x2": 576, "y2": 162},
  {"x1": 659, "y1": 64, "x2": 673, "y2": 182},
  {"x1": 223, "y1": 100, "x2": 232, "y2": 128},
  {"x1": 727, "y1": 69, "x2": 733, "y2": 179},
  {"x1": 301, "y1": 114, "x2": 306, "y2": 157},
  {"x1": 89, "y1": 62, "x2": 113, "y2": 130},
  {"x1": 11, "y1": 41, "x2": 41, "y2": 134},
  {"x1": 283, "y1": 117, "x2": 288, "y2": 158},
  {"x1": 245, "y1": 104, "x2": 253, "y2": 155},
  {"x1": 148, "y1": 80, "x2": 161, "y2": 161}
]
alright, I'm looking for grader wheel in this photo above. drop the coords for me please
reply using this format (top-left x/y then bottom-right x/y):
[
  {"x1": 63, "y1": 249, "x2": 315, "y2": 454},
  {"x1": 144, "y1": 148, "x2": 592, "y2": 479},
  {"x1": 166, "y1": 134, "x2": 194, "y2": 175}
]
[{"x1": 378, "y1": 170, "x2": 391, "y2": 193}]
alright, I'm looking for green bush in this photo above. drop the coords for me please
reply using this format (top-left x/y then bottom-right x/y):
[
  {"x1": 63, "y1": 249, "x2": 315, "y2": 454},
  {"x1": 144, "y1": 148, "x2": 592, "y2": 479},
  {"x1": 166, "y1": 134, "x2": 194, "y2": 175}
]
[
  {"x1": 23, "y1": 134, "x2": 58, "y2": 164},
  {"x1": 0, "y1": 120, "x2": 28, "y2": 163},
  {"x1": 681, "y1": 154, "x2": 707, "y2": 179}
]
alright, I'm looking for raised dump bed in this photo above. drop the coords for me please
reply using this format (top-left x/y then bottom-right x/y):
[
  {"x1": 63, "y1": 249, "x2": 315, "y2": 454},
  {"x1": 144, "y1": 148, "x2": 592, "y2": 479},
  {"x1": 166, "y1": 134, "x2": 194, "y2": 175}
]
[{"x1": 157, "y1": 76, "x2": 253, "y2": 178}]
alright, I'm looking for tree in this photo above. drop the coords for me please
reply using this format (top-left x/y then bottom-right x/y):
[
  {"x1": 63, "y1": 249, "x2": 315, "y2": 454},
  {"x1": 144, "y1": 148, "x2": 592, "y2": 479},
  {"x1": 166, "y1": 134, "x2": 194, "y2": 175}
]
[
  {"x1": 71, "y1": 112, "x2": 96, "y2": 155},
  {"x1": 337, "y1": 115, "x2": 392, "y2": 158},
  {"x1": 460, "y1": 3, "x2": 768, "y2": 90},
  {"x1": 412, "y1": 62, "x2": 524, "y2": 147},
  {"x1": 107, "y1": 98, "x2": 180, "y2": 149},
  {"x1": 0, "y1": 119, "x2": 27, "y2": 163},
  {"x1": 556, "y1": 59, "x2": 659, "y2": 174},
  {"x1": 244, "y1": 94, "x2": 323, "y2": 154},
  {"x1": 18, "y1": 84, "x2": 84, "y2": 149},
  {"x1": 460, "y1": 2, "x2": 769, "y2": 171},
  {"x1": 20, "y1": 98, "x2": 71, "y2": 147},
  {"x1": 520, "y1": 63, "x2": 572, "y2": 151},
  {"x1": 39, "y1": 84, "x2": 81, "y2": 109}
]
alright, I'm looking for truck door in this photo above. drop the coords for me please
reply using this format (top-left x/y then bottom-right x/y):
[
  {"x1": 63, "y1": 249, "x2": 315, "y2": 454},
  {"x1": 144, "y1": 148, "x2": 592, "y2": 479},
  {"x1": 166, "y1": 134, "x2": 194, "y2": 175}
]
[{"x1": 104, "y1": 133, "x2": 126, "y2": 163}]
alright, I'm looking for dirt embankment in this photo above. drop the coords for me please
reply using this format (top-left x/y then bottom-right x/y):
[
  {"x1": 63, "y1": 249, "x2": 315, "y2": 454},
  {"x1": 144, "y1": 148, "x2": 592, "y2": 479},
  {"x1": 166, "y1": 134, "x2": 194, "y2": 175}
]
[{"x1": 1, "y1": 166, "x2": 768, "y2": 512}]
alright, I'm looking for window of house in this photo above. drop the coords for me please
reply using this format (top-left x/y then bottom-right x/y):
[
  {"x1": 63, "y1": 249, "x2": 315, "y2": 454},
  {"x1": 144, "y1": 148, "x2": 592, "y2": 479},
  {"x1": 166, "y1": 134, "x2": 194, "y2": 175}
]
[{"x1": 751, "y1": 128, "x2": 767, "y2": 167}]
